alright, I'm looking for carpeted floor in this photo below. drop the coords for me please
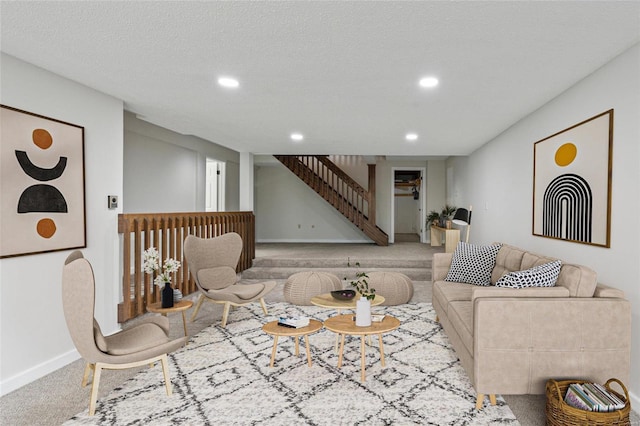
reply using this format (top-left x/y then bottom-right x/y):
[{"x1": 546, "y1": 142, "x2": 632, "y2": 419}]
[
  {"x1": 1, "y1": 242, "x2": 637, "y2": 425},
  {"x1": 64, "y1": 302, "x2": 518, "y2": 425}
]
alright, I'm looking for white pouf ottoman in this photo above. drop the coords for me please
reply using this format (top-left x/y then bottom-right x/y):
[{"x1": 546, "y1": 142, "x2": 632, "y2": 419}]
[
  {"x1": 366, "y1": 271, "x2": 414, "y2": 305},
  {"x1": 284, "y1": 271, "x2": 343, "y2": 305}
]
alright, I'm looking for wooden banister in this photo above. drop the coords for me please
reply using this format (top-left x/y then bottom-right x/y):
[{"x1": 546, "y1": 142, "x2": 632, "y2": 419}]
[
  {"x1": 274, "y1": 155, "x2": 387, "y2": 245},
  {"x1": 117, "y1": 211, "x2": 255, "y2": 322}
]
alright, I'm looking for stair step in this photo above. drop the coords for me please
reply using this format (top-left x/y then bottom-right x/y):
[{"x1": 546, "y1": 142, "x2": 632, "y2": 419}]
[
  {"x1": 252, "y1": 257, "x2": 430, "y2": 269},
  {"x1": 241, "y1": 266, "x2": 431, "y2": 281}
]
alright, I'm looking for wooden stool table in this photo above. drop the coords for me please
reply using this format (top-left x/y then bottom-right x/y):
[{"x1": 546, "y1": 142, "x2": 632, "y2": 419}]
[
  {"x1": 262, "y1": 319, "x2": 323, "y2": 367},
  {"x1": 147, "y1": 299, "x2": 193, "y2": 337},
  {"x1": 323, "y1": 314, "x2": 400, "y2": 382}
]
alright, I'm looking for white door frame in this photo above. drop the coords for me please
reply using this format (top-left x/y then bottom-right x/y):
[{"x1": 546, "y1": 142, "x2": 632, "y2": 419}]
[{"x1": 390, "y1": 166, "x2": 426, "y2": 244}]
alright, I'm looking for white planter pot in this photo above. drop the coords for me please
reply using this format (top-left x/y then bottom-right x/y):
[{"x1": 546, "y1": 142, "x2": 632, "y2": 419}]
[{"x1": 355, "y1": 297, "x2": 371, "y2": 327}]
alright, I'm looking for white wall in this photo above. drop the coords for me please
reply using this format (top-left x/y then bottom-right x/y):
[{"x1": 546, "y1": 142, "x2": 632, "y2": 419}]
[
  {"x1": 0, "y1": 54, "x2": 124, "y2": 395},
  {"x1": 254, "y1": 163, "x2": 372, "y2": 242},
  {"x1": 254, "y1": 157, "x2": 448, "y2": 244},
  {"x1": 449, "y1": 44, "x2": 640, "y2": 406},
  {"x1": 123, "y1": 112, "x2": 240, "y2": 213}
]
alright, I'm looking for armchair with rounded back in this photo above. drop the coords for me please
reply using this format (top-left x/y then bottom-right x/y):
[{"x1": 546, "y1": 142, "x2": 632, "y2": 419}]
[
  {"x1": 184, "y1": 232, "x2": 276, "y2": 327},
  {"x1": 61, "y1": 251, "x2": 188, "y2": 416}
]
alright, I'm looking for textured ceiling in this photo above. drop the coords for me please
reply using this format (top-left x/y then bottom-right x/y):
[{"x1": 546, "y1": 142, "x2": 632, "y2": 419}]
[{"x1": 1, "y1": 1, "x2": 639, "y2": 156}]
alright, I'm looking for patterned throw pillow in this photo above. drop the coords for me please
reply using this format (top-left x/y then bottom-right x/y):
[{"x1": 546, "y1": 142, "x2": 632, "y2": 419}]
[
  {"x1": 495, "y1": 260, "x2": 562, "y2": 289},
  {"x1": 445, "y1": 242, "x2": 502, "y2": 286}
]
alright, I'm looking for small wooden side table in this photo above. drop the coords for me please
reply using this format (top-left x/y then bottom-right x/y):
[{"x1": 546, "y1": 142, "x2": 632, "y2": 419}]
[
  {"x1": 147, "y1": 299, "x2": 194, "y2": 337},
  {"x1": 430, "y1": 225, "x2": 460, "y2": 253},
  {"x1": 323, "y1": 314, "x2": 401, "y2": 382},
  {"x1": 262, "y1": 319, "x2": 323, "y2": 367}
]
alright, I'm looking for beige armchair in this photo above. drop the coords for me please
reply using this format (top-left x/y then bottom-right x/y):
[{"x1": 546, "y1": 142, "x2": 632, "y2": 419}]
[
  {"x1": 184, "y1": 233, "x2": 276, "y2": 327},
  {"x1": 61, "y1": 251, "x2": 188, "y2": 416}
]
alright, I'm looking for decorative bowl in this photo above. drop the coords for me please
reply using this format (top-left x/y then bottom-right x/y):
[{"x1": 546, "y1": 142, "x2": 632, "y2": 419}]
[{"x1": 330, "y1": 289, "x2": 356, "y2": 300}]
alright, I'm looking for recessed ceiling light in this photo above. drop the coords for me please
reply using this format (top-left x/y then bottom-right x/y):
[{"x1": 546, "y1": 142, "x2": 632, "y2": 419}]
[
  {"x1": 405, "y1": 133, "x2": 418, "y2": 141},
  {"x1": 218, "y1": 77, "x2": 239, "y2": 88},
  {"x1": 419, "y1": 77, "x2": 439, "y2": 88},
  {"x1": 290, "y1": 133, "x2": 304, "y2": 141}
]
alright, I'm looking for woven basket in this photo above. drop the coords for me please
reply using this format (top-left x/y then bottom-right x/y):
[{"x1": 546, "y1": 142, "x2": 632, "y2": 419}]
[{"x1": 546, "y1": 378, "x2": 631, "y2": 426}]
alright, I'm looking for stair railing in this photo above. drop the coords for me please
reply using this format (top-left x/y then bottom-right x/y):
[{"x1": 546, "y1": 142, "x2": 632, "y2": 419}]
[
  {"x1": 117, "y1": 211, "x2": 255, "y2": 322},
  {"x1": 274, "y1": 155, "x2": 386, "y2": 245}
]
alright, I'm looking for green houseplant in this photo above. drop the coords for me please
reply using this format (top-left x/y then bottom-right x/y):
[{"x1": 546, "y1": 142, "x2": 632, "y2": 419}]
[
  {"x1": 428, "y1": 205, "x2": 457, "y2": 227},
  {"x1": 345, "y1": 259, "x2": 376, "y2": 301}
]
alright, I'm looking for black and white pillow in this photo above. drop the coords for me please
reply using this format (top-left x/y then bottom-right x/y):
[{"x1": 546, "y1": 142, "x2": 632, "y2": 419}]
[
  {"x1": 495, "y1": 260, "x2": 562, "y2": 289},
  {"x1": 445, "y1": 242, "x2": 502, "y2": 286}
]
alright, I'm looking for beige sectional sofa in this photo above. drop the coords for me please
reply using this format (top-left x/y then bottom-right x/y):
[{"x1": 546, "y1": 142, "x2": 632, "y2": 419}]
[{"x1": 432, "y1": 243, "x2": 631, "y2": 409}]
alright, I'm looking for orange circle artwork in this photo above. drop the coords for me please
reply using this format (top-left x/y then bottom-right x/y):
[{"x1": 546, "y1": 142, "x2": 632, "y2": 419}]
[
  {"x1": 32, "y1": 128, "x2": 53, "y2": 150},
  {"x1": 555, "y1": 142, "x2": 577, "y2": 167},
  {"x1": 37, "y1": 218, "x2": 57, "y2": 238}
]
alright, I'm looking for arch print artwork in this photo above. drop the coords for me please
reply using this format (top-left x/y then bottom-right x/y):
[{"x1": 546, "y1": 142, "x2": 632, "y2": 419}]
[
  {"x1": 1, "y1": 105, "x2": 85, "y2": 258},
  {"x1": 532, "y1": 110, "x2": 613, "y2": 247}
]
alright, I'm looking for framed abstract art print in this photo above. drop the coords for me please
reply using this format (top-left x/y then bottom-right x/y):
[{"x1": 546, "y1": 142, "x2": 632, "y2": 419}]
[
  {"x1": 532, "y1": 109, "x2": 613, "y2": 248},
  {"x1": 0, "y1": 105, "x2": 86, "y2": 258}
]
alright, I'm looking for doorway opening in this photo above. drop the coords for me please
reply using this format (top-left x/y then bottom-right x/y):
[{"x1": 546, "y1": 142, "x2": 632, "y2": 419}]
[
  {"x1": 391, "y1": 168, "x2": 426, "y2": 243},
  {"x1": 206, "y1": 158, "x2": 225, "y2": 212}
]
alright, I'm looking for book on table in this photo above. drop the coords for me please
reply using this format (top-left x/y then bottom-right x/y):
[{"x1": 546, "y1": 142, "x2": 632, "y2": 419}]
[{"x1": 278, "y1": 315, "x2": 310, "y2": 328}]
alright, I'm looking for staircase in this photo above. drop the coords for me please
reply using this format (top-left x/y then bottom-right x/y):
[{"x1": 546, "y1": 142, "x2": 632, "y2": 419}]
[{"x1": 274, "y1": 155, "x2": 388, "y2": 246}]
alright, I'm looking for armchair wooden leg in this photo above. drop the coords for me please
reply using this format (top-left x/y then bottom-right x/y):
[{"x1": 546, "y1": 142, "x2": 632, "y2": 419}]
[
  {"x1": 259, "y1": 298, "x2": 268, "y2": 315},
  {"x1": 221, "y1": 302, "x2": 231, "y2": 328},
  {"x1": 82, "y1": 363, "x2": 94, "y2": 387},
  {"x1": 190, "y1": 294, "x2": 205, "y2": 321},
  {"x1": 89, "y1": 363, "x2": 103, "y2": 416},
  {"x1": 475, "y1": 393, "x2": 497, "y2": 410},
  {"x1": 160, "y1": 354, "x2": 172, "y2": 396}
]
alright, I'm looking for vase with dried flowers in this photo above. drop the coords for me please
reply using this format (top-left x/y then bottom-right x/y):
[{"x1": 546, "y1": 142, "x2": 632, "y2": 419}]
[{"x1": 143, "y1": 247, "x2": 181, "y2": 308}]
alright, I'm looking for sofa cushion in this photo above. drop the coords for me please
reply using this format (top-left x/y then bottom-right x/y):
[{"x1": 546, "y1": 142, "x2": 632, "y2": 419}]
[
  {"x1": 432, "y1": 281, "x2": 474, "y2": 317},
  {"x1": 448, "y1": 301, "x2": 474, "y2": 356},
  {"x1": 445, "y1": 242, "x2": 501, "y2": 286},
  {"x1": 471, "y1": 285, "x2": 570, "y2": 302},
  {"x1": 556, "y1": 263, "x2": 598, "y2": 297},
  {"x1": 521, "y1": 252, "x2": 557, "y2": 270},
  {"x1": 495, "y1": 260, "x2": 562, "y2": 289},
  {"x1": 491, "y1": 244, "x2": 526, "y2": 284}
]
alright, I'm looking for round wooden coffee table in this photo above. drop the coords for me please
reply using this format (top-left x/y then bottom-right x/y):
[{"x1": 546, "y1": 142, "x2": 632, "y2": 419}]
[
  {"x1": 147, "y1": 299, "x2": 194, "y2": 337},
  {"x1": 262, "y1": 319, "x2": 323, "y2": 367},
  {"x1": 323, "y1": 314, "x2": 400, "y2": 382},
  {"x1": 310, "y1": 293, "x2": 385, "y2": 350}
]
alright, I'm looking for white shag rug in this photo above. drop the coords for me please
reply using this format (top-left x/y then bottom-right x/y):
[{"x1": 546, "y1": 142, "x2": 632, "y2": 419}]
[{"x1": 65, "y1": 302, "x2": 519, "y2": 425}]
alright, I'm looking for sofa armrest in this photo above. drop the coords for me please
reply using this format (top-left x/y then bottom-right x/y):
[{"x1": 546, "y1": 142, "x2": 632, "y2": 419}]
[
  {"x1": 471, "y1": 286, "x2": 570, "y2": 302},
  {"x1": 433, "y1": 253, "x2": 454, "y2": 282},
  {"x1": 593, "y1": 283, "x2": 626, "y2": 299}
]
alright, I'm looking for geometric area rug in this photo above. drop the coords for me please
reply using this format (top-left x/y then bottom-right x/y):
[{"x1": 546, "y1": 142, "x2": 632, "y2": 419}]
[{"x1": 64, "y1": 302, "x2": 519, "y2": 425}]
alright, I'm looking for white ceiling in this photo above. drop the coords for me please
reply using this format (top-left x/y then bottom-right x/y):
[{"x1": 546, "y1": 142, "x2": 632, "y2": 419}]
[{"x1": 1, "y1": 1, "x2": 639, "y2": 156}]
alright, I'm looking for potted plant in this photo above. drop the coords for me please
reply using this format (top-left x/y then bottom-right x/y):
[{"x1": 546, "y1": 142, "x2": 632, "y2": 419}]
[
  {"x1": 440, "y1": 205, "x2": 457, "y2": 228},
  {"x1": 427, "y1": 210, "x2": 441, "y2": 228}
]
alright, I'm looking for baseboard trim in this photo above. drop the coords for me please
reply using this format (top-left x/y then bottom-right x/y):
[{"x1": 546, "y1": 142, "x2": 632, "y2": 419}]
[
  {"x1": 0, "y1": 348, "x2": 80, "y2": 397},
  {"x1": 257, "y1": 239, "x2": 371, "y2": 244}
]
